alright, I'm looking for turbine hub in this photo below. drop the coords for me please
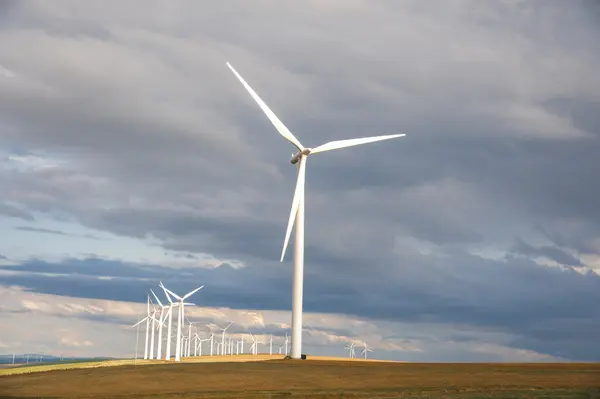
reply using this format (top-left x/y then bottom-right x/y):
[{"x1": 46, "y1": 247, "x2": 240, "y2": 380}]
[{"x1": 290, "y1": 148, "x2": 311, "y2": 164}]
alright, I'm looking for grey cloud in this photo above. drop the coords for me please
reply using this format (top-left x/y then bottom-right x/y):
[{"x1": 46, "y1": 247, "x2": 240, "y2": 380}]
[
  {"x1": 0, "y1": 202, "x2": 34, "y2": 221},
  {"x1": 14, "y1": 225, "x2": 106, "y2": 240},
  {"x1": 512, "y1": 238, "x2": 582, "y2": 266}
]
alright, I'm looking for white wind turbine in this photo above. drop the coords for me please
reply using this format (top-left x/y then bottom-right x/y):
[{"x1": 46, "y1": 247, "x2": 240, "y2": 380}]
[
  {"x1": 158, "y1": 283, "x2": 178, "y2": 361},
  {"x1": 184, "y1": 317, "x2": 203, "y2": 357},
  {"x1": 345, "y1": 341, "x2": 357, "y2": 358},
  {"x1": 248, "y1": 333, "x2": 259, "y2": 355},
  {"x1": 361, "y1": 341, "x2": 374, "y2": 359},
  {"x1": 148, "y1": 299, "x2": 160, "y2": 360},
  {"x1": 218, "y1": 322, "x2": 233, "y2": 356},
  {"x1": 150, "y1": 289, "x2": 170, "y2": 360},
  {"x1": 131, "y1": 295, "x2": 156, "y2": 360},
  {"x1": 226, "y1": 62, "x2": 406, "y2": 359},
  {"x1": 159, "y1": 282, "x2": 203, "y2": 361}
]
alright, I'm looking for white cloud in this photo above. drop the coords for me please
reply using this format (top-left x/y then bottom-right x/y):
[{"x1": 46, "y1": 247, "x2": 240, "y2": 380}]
[{"x1": 0, "y1": 285, "x2": 564, "y2": 361}]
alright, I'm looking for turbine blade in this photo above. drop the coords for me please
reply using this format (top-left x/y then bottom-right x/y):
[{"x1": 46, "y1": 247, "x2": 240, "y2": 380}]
[
  {"x1": 150, "y1": 289, "x2": 163, "y2": 307},
  {"x1": 163, "y1": 286, "x2": 182, "y2": 301},
  {"x1": 132, "y1": 316, "x2": 148, "y2": 328},
  {"x1": 158, "y1": 281, "x2": 174, "y2": 303},
  {"x1": 310, "y1": 133, "x2": 406, "y2": 155},
  {"x1": 226, "y1": 62, "x2": 304, "y2": 151},
  {"x1": 281, "y1": 157, "x2": 306, "y2": 262},
  {"x1": 182, "y1": 285, "x2": 204, "y2": 300}
]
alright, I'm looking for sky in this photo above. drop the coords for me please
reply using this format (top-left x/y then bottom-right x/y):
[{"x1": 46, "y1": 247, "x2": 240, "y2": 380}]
[{"x1": 1, "y1": 0, "x2": 600, "y2": 362}]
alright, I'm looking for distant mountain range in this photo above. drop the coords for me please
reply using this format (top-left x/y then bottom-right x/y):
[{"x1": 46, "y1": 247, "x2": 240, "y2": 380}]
[{"x1": 0, "y1": 354, "x2": 118, "y2": 364}]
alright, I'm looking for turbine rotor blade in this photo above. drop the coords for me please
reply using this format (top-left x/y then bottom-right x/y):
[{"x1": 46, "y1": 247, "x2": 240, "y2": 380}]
[
  {"x1": 280, "y1": 156, "x2": 306, "y2": 262},
  {"x1": 150, "y1": 289, "x2": 163, "y2": 307},
  {"x1": 162, "y1": 286, "x2": 182, "y2": 301},
  {"x1": 132, "y1": 316, "x2": 149, "y2": 328},
  {"x1": 310, "y1": 133, "x2": 406, "y2": 155},
  {"x1": 158, "y1": 282, "x2": 177, "y2": 303},
  {"x1": 182, "y1": 285, "x2": 204, "y2": 300},
  {"x1": 226, "y1": 62, "x2": 304, "y2": 151}
]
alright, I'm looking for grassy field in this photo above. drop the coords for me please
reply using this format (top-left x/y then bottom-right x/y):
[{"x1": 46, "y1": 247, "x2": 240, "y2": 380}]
[{"x1": 1, "y1": 357, "x2": 599, "y2": 398}]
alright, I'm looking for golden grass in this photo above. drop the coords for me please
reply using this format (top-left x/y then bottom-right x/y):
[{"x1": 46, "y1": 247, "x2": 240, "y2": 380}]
[
  {"x1": 0, "y1": 354, "x2": 289, "y2": 376},
  {"x1": 1, "y1": 360, "x2": 599, "y2": 399},
  {"x1": 0, "y1": 354, "x2": 400, "y2": 377}
]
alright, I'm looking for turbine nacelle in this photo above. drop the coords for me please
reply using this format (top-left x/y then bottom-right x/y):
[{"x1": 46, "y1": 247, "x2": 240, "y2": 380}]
[{"x1": 290, "y1": 148, "x2": 311, "y2": 164}]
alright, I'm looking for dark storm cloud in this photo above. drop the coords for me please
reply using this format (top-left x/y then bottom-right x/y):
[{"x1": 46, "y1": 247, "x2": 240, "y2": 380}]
[{"x1": 1, "y1": 1, "x2": 600, "y2": 361}]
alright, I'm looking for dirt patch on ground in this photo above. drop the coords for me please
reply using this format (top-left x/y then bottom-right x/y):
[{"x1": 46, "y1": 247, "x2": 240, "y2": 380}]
[{"x1": 1, "y1": 360, "x2": 599, "y2": 398}]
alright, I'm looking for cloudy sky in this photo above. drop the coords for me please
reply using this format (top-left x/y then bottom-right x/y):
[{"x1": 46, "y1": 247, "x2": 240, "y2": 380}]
[{"x1": 1, "y1": 0, "x2": 600, "y2": 362}]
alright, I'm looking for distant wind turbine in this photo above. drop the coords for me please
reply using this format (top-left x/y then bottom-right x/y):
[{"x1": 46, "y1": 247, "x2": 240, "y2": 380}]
[
  {"x1": 131, "y1": 295, "x2": 157, "y2": 360},
  {"x1": 159, "y1": 281, "x2": 202, "y2": 361},
  {"x1": 361, "y1": 341, "x2": 374, "y2": 359},
  {"x1": 150, "y1": 289, "x2": 170, "y2": 360}
]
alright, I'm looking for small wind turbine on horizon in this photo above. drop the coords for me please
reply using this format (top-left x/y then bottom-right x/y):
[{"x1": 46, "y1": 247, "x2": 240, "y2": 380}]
[
  {"x1": 361, "y1": 341, "x2": 374, "y2": 359},
  {"x1": 248, "y1": 333, "x2": 260, "y2": 355},
  {"x1": 218, "y1": 322, "x2": 233, "y2": 356},
  {"x1": 345, "y1": 342, "x2": 356, "y2": 358},
  {"x1": 226, "y1": 61, "x2": 406, "y2": 359}
]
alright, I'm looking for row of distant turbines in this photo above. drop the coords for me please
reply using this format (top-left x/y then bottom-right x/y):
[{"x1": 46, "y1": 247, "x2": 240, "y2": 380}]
[
  {"x1": 345, "y1": 341, "x2": 374, "y2": 359},
  {"x1": 133, "y1": 281, "x2": 293, "y2": 362},
  {"x1": 133, "y1": 281, "x2": 374, "y2": 361}
]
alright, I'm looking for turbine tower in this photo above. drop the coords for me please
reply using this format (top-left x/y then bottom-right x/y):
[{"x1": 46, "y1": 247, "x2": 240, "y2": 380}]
[{"x1": 226, "y1": 61, "x2": 406, "y2": 359}]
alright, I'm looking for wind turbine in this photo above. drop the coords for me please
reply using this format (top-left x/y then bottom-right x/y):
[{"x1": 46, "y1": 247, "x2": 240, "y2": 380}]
[
  {"x1": 158, "y1": 288, "x2": 176, "y2": 361},
  {"x1": 345, "y1": 342, "x2": 356, "y2": 358},
  {"x1": 184, "y1": 317, "x2": 202, "y2": 357},
  {"x1": 150, "y1": 289, "x2": 169, "y2": 360},
  {"x1": 361, "y1": 341, "x2": 374, "y2": 359},
  {"x1": 226, "y1": 62, "x2": 406, "y2": 359},
  {"x1": 248, "y1": 333, "x2": 259, "y2": 355},
  {"x1": 218, "y1": 322, "x2": 233, "y2": 356},
  {"x1": 131, "y1": 295, "x2": 154, "y2": 359},
  {"x1": 159, "y1": 282, "x2": 203, "y2": 361}
]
